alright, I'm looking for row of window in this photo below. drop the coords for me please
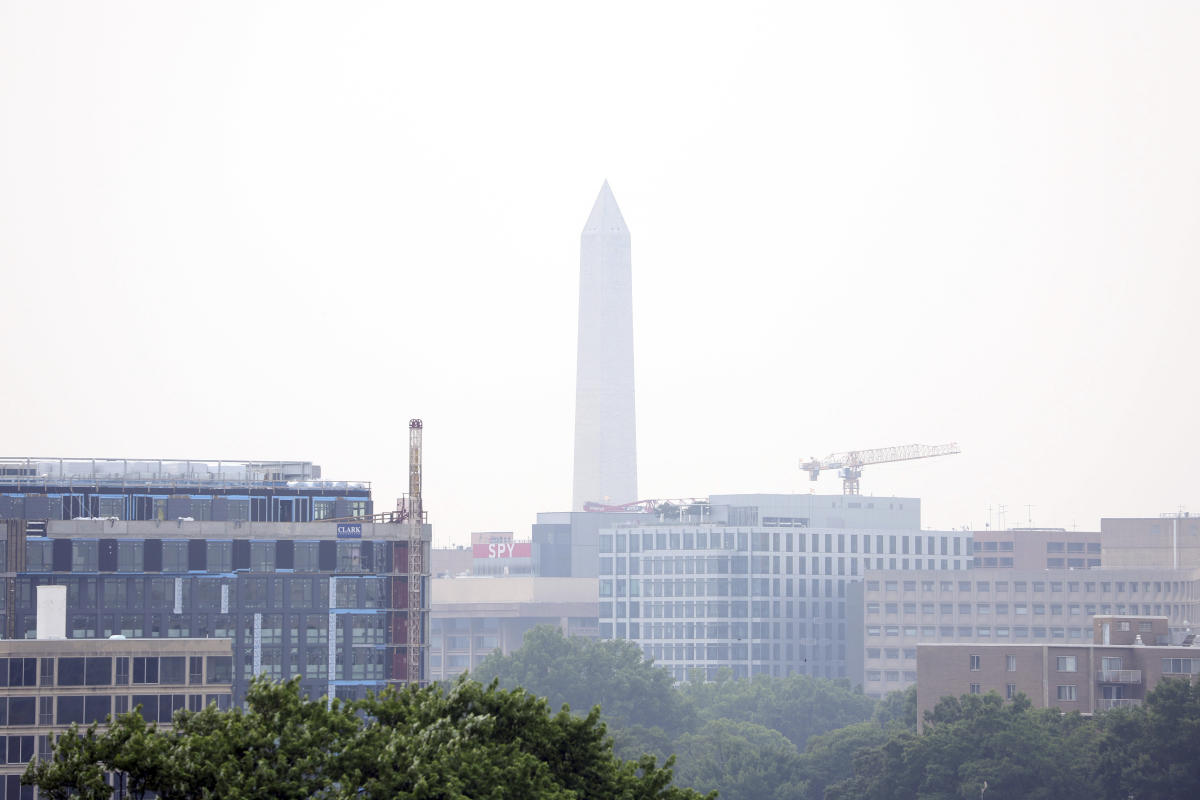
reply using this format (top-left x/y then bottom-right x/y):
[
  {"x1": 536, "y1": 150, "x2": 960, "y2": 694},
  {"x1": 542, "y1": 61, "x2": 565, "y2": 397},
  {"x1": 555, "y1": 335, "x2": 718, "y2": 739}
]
[
  {"x1": 601, "y1": 555, "x2": 967, "y2": 579},
  {"x1": 0, "y1": 656, "x2": 233, "y2": 688},
  {"x1": 13, "y1": 575, "x2": 392, "y2": 614},
  {"x1": 868, "y1": 625, "x2": 1095, "y2": 640},
  {"x1": 600, "y1": 531, "x2": 968, "y2": 556},
  {"x1": 0, "y1": 692, "x2": 231, "y2": 727},
  {"x1": 602, "y1": 599, "x2": 845, "y2": 621},
  {"x1": 24, "y1": 539, "x2": 391, "y2": 575},
  {"x1": 18, "y1": 612, "x2": 385, "y2": 647},
  {"x1": 0, "y1": 492, "x2": 368, "y2": 523},
  {"x1": 865, "y1": 578, "x2": 1186, "y2": 597},
  {"x1": 867, "y1": 601, "x2": 1167, "y2": 617}
]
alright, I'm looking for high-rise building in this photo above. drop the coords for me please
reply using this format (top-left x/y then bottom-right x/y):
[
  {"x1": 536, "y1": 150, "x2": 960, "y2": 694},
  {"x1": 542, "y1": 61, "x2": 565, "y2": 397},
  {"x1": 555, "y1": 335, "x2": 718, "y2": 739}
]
[{"x1": 572, "y1": 181, "x2": 637, "y2": 511}]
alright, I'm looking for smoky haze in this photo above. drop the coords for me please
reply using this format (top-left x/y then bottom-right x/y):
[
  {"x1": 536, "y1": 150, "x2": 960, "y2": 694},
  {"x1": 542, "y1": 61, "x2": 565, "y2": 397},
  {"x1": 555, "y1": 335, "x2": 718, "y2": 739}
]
[{"x1": 1, "y1": 1, "x2": 1197, "y2": 544}]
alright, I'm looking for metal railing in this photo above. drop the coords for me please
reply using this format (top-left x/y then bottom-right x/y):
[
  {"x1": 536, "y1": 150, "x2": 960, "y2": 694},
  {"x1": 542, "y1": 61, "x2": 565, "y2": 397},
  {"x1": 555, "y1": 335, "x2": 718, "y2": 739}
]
[
  {"x1": 1097, "y1": 698, "x2": 1142, "y2": 711},
  {"x1": 1096, "y1": 669, "x2": 1142, "y2": 683}
]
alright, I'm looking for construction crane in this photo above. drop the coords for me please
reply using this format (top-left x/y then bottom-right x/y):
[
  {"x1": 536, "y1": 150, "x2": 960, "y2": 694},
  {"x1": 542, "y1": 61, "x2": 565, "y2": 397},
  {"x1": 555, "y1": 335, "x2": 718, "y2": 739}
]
[
  {"x1": 801, "y1": 442, "x2": 960, "y2": 495},
  {"x1": 406, "y1": 419, "x2": 426, "y2": 686}
]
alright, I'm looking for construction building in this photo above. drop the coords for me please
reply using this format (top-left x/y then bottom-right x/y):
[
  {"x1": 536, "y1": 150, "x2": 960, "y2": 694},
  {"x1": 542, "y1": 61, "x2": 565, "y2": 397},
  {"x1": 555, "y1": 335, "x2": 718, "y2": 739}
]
[
  {"x1": 0, "y1": 457, "x2": 372, "y2": 523},
  {"x1": 0, "y1": 429, "x2": 431, "y2": 704},
  {"x1": 916, "y1": 614, "x2": 1200, "y2": 728}
]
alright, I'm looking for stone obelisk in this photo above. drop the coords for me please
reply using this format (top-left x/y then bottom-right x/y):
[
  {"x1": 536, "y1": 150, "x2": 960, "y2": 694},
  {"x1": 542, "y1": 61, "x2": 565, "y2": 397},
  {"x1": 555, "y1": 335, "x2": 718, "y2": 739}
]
[{"x1": 572, "y1": 181, "x2": 638, "y2": 510}]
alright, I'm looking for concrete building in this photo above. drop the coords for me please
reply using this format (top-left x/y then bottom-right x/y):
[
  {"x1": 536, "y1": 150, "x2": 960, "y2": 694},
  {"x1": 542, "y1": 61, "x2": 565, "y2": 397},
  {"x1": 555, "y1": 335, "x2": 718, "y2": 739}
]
[
  {"x1": 1101, "y1": 514, "x2": 1200, "y2": 569},
  {"x1": 0, "y1": 588, "x2": 234, "y2": 797},
  {"x1": 430, "y1": 577, "x2": 598, "y2": 681},
  {"x1": 855, "y1": 567, "x2": 1200, "y2": 697},
  {"x1": 969, "y1": 528, "x2": 1102, "y2": 570},
  {"x1": 916, "y1": 615, "x2": 1200, "y2": 728},
  {"x1": 598, "y1": 500, "x2": 974, "y2": 682},
  {"x1": 0, "y1": 457, "x2": 431, "y2": 704},
  {"x1": 572, "y1": 182, "x2": 637, "y2": 511}
]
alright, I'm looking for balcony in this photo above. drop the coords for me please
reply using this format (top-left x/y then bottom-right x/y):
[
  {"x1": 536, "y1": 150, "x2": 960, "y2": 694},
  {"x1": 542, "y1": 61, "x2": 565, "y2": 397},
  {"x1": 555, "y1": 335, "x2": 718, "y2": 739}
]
[
  {"x1": 1097, "y1": 698, "x2": 1142, "y2": 711},
  {"x1": 1096, "y1": 669, "x2": 1142, "y2": 683}
]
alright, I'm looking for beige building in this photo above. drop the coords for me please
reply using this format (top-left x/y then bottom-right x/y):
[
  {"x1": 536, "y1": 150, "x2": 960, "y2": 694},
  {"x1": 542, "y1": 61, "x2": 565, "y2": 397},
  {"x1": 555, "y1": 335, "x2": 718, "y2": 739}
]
[
  {"x1": 1101, "y1": 515, "x2": 1200, "y2": 569},
  {"x1": 969, "y1": 528, "x2": 1101, "y2": 570},
  {"x1": 854, "y1": 567, "x2": 1200, "y2": 697},
  {"x1": 430, "y1": 577, "x2": 598, "y2": 681},
  {"x1": 0, "y1": 636, "x2": 234, "y2": 795},
  {"x1": 916, "y1": 615, "x2": 1199, "y2": 728}
]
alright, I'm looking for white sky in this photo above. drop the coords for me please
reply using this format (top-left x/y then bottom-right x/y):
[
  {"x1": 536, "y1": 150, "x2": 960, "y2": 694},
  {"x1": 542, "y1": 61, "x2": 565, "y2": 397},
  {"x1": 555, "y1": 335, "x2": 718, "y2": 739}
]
[{"x1": 2, "y1": 2, "x2": 1198, "y2": 546}]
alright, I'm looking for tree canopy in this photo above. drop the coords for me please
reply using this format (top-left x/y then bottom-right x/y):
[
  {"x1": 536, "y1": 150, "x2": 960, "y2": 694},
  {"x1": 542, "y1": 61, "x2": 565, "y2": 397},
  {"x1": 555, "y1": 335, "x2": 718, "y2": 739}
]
[
  {"x1": 471, "y1": 626, "x2": 697, "y2": 737},
  {"x1": 25, "y1": 676, "x2": 711, "y2": 800}
]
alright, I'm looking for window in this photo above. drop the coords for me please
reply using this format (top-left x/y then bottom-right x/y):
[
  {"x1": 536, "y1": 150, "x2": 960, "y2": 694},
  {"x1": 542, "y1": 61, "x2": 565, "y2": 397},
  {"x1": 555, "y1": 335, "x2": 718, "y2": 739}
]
[
  {"x1": 207, "y1": 541, "x2": 233, "y2": 573},
  {"x1": 73, "y1": 540, "x2": 99, "y2": 571},
  {"x1": 1162, "y1": 658, "x2": 1200, "y2": 675},
  {"x1": 969, "y1": 683, "x2": 982, "y2": 695},
  {"x1": 133, "y1": 657, "x2": 160, "y2": 684},
  {"x1": 1056, "y1": 685, "x2": 1077, "y2": 701},
  {"x1": 250, "y1": 542, "x2": 275, "y2": 572},
  {"x1": 1006, "y1": 655, "x2": 1017, "y2": 672},
  {"x1": 1006, "y1": 683, "x2": 1017, "y2": 699},
  {"x1": 970, "y1": 654, "x2": 981, "y2": 671},
  {"x1": 118, "y1": 540, "x2": 144, "y2": 572},
  {"x1": 163, "y1": 541, "x2": 188, "y2": 572},
  {"x1": 1056, "y1": 656, "x2": 1077, "y2": 672}
]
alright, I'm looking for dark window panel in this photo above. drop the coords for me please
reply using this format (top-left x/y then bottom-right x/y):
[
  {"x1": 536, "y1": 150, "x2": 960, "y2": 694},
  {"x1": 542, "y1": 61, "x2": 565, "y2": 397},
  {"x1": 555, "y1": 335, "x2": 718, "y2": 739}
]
[
  {"x1": 362, "y1": 542, "x2": 374, "y2": 572},
  {"x1": 188, "y1": 539, "x2": 207, "y2": 572},
  {"x1": 52, "y1": 539, "x2": 72, "y2": 572},
  {"x1": 85, "y1": 657, "x2": 111, "y2": 686},
  {"x1": 58, "y1": 658, "x2": 85, "y2": 686},
  {"x1": 276, "y1": 541, "x2": 294, "y2": 570},
  {"x1": 144, "y1": 540, "x2": 163, "y2": 572},
  {"x1": 318, "y1": 541, "x2": 337, "y2": 572},
  {"x1": 9, "y1": 697, "x2": 34, "y2": 725},
  {"x1": 99, "y1": 540, "x2": 118, "y2": 572},
  {"x1": 56, "y1": 696, "x2": 84, "y2": 725},
  {"x1": 232, "y1": 541, "x2": 250, "y2": 571},
  {"x1": 84, "y1": 695, "x2": 111, "y2": 724},
  {"x1": 132, "y1": 695, "x2": 157, "y2": 723},
  {"x1": 160, "y1": 657, "x2": 185, "y2": 685}
]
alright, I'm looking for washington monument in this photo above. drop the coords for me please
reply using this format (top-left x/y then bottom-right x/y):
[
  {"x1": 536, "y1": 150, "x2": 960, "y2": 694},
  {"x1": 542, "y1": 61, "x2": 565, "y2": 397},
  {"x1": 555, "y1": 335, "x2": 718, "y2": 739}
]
[{"x1": 572, "y1": 181, "x2": 638, "y2": 510}]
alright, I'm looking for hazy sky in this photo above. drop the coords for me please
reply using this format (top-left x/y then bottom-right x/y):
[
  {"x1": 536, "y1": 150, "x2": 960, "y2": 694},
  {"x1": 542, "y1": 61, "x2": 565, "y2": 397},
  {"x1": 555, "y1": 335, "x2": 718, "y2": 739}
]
[{"x1": 2, "y1": 2, "x2": 1198, "y2": 545}]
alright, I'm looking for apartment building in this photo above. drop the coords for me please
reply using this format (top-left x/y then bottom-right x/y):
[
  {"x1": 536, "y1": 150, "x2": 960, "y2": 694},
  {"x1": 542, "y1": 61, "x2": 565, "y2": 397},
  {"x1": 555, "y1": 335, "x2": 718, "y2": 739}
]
[
  {"x1": 916, "y1": 615, "x2": 1200, "y2": 727},
  {"x1": 855, "y1": 568, "x2": 1200, "y2": 697}
]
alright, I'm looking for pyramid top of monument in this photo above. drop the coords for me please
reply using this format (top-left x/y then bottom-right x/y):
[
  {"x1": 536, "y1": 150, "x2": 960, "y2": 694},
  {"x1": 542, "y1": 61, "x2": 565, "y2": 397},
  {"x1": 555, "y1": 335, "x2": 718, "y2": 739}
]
[{"x1": 581, "y1": 180, "x2": 628, "y2": 236}]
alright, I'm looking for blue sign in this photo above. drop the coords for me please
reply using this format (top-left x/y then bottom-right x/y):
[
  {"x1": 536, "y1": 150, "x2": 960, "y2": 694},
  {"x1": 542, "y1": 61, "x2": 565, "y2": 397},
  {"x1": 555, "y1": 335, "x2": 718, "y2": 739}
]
[{"x1": 336, "y1": 523, "x2": 363, "y2": 539}]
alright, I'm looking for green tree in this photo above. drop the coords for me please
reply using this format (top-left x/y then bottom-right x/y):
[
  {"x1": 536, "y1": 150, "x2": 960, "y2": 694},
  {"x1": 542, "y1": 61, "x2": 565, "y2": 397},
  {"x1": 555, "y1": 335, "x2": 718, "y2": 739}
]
[
  {"x1": 672, "y1": 718, "x2": 807, "y2": 800},
  {"x1": 1095, "y1": 677, "x2": 1200, "y2": 800},
  {"x1": 825, "y1": 692, "x2": 1103, "y2": 800},
  {"x1": 872, "y1": 685, "x2": 917, "y2": 731},
  {"x1": 26, "y1": 676, "x2": 711, "y2": 800},
  {"x1": 681, "y1": 672, "x2": 876, "y2": 750},
  {"x1": 798, "y1": 720, "x2": 890, "y2": 799},
  {"x1": 472, "y1": 625, "x2": 697, "y2": 737}
]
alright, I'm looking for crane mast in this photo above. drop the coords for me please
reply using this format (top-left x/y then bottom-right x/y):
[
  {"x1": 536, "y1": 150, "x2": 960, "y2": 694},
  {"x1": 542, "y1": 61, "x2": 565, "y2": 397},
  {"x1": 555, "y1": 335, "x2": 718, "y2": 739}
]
[
  {"x1": 406, "y1": 419, "x2": 426, "y2": 684},
  {"x1": 801, "y1": 442, "x2": 960, "y2": 495}
]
